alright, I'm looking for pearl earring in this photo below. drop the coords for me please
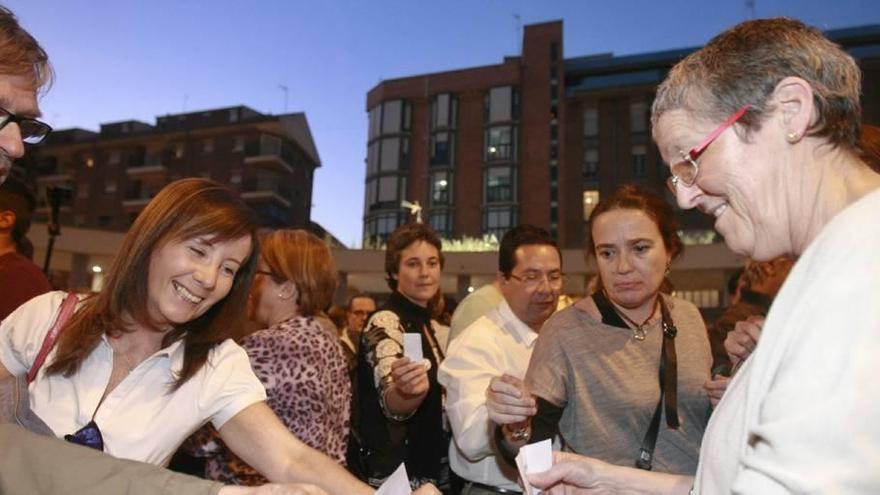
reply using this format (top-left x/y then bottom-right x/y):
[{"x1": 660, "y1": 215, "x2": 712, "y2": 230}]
[{"x1": 786, "y1": 131, "x2": 800, "y2": 143}]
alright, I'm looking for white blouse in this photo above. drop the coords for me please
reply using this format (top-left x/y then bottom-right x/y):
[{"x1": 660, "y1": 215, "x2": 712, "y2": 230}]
[{"x1": 0, "y1": 291, "x2": 266, "y2": 466}]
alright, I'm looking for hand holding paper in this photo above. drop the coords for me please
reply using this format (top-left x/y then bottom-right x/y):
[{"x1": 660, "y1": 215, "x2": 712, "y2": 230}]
[{"x1": 515, "y1": 439, "x2": 553, "y2": 495}]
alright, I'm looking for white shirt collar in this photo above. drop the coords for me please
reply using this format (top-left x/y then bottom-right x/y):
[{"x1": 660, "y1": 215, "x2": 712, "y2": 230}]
[{"x1": 495, "y1": 300, "x2": 539, "y2": 348}]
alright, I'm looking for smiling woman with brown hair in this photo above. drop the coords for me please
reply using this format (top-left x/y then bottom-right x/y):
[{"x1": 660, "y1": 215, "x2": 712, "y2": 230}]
[{"x1": 0, "y1": 178, "x2": 398, "y2": 495}]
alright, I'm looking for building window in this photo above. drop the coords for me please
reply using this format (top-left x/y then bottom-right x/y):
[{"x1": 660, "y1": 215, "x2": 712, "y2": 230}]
[
  {"x1": 431, "y1": 93, "x2": 457, "y2": 129},
  {"x1": 229, "y1": 108, "x2": 239, "y2": 123},
  {"x1": 366, "y1": 175, "x2": 407, "y2": 210},
  {"x1": 550, "y1": 42, "x2": 559, "y2": 62},
  {"x1": 378, "y1": 137, "x2": 410, "y2": 172},
  {"x1": 485, "y1": 86, "x2": 519, "y2": 123},
  {"x1": 98, "y1": 215, "x2": 113, "y2": 228},
  {"x1": 77, "y1": 184, "x2": 89, "y2": 199},
  {"x1": 630, "y1": 100, "x2": 648, "y2": 133},
  {"x1": 632, "y1": 145, "x2": 647, "y2": 177},
  {"x1": 430, "y1": 170, "x2": 451, "y2": 206},
  {"x1": 379, "y1": 100, "x2": 411, "y2": 134},
  {"x1": 104, "y1": 180, "x2": 117, "y2": 194},
  {"x1": 429, "y1": 209, "x2": 452, "y2": 238},
  {"x1": 229, "y1": 170, "x2": 242, "y2": 185},
  {"x1": 485, "y1": 126, "x2": 516, "y2": 162},
  {"x1": 365, "y1": 212, "x2": 402, "y2": 244},
  {"x1": 583, "y1": 108, "x2": 598, "y2": 137},
  {"x1": 368, "y1": 105, "x2": 381, "y2": 140},
  {"x1": 483, "y1": 206, "x2": 515, "y2": 239},
  {"x1": 430, "y1": 131, "x2": 453, "y2": 166},
  {"x1": 108, "y1": 151, "x2": 121, "y2": 166},
  {"x1": 201, "y1": 139, "x2": 215, "y2": 154},
  {"x1": 583, "y1": 148, "x2": 599, "y2": 179},
  {"x1": 232, "y1": 136, "x2": 245, "y2": 152},
  {"x1": 583, "y1": 190, "x2": 600, "y2": 220},
  {"x1": 173, "y1": 143, "x2": 185, "y2": 159},
  {"x1": 484, "y1": 166, "x2": 514, "y2": 204},
  {"x1": 367, "y1": 141, "x2": 379, "y2": 175}
]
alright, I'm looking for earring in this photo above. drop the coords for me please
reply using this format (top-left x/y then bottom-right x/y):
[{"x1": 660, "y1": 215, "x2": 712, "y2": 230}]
[{"x1": 786, "y1": 131, "x2": 800, "y2": 143}]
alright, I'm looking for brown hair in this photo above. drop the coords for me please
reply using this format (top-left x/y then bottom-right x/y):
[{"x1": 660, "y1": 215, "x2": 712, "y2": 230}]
[
  {"x1": 0, "y1": 7, "x2": 52, "y2": 92},
  {"x1": 47, "y1": 178, "x2": 259, "y2": 389},
  {"x1": 652, "y1": 18, "x2": 862, "y2": 152},
  {"x1": 586, "y1": 184, "x2": 683, "y2": 294},
  {"x1": 384, "y1": 222, "x2": 444, "y2": 291},
  {"x1": 260, "y1": 229, "x2": 337, "y2": 317}
]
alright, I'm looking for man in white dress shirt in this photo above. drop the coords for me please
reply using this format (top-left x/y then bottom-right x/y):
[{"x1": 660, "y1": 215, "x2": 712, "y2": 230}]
[{"x1": 438, "y1": 225, "x2": 562, "y2": 494}]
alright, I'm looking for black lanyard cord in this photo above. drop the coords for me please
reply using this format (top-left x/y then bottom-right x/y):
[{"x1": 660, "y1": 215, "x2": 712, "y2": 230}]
[{"x1": 636, "y1": 297, "x2": 679, "y2": 471}]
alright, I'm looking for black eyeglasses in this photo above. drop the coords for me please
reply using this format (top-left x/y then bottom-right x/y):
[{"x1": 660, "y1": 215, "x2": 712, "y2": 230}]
[
  {"x1": 64, "y1": 419, "x2": 104, "y2": 451},
  {"x1": 0, "y1": 105, "x2": 52, "y2": 145}
]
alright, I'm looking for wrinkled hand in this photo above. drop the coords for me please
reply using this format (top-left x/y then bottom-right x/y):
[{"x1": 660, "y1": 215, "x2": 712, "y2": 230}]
[
  {"x1": 527, "y1": 451, "x2": 608, "y2": 494},
  {"x1": 391, "y1": 357, "x2": 429, "y2": 397},
  {"x1": 725, "y1": 315, "x2": 764, "y2": 367},
  {"x1": 486, "y1": 373, "x2": 536, "y2": 425},
  {"x1": 412, "y1": 483, "x2": 442, "y2": 495},
  {"x1": 703, "y1": 375, "x2": 730, "y2": 408},
  {"x1": 219, "y1": 483, "x2": 328, "y2": 495}
]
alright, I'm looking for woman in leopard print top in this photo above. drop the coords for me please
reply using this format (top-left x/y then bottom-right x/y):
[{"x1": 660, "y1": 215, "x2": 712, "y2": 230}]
[{"x1": 187, "y1": 229, "x2": 351, "y2": 485}]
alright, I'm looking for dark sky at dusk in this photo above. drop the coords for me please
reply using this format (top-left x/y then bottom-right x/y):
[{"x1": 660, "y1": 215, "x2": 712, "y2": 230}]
[{"x1": 10, "y1": 0, "x2": 878, "y2": 246}]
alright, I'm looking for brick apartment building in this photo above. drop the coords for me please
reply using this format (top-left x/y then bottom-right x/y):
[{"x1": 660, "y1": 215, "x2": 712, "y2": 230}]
[
  {"x1": 362, "y1": 20, "x2": 880, "y2": 248},
  {"x1": 25, "y1": 105, "x2": 321, "y2": 233}
]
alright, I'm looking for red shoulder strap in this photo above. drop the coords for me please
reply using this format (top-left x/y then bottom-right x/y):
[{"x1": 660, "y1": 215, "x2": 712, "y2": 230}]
[{"x1": 26, "y1": 292, "x2": 78, "y2": 384}]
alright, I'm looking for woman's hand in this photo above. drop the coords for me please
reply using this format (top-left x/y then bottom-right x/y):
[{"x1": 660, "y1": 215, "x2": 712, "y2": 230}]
[
  {"x1": 527, "y1": 451, "x2": 606, "y2": 494},
  {"x1": 219, "y1": 484, "x2": 328, "y2": 495},
  {"x1": 391, "y1": 357, "x2": 429, "y2": 398},
  {"x1": 486, "y1": 373, "x2": 537, "y2": 425},
  {"x1": 703, "y1": 375, "x2": 730, "y2": 408},
  {"x1": 725, "y1": 315, "x2": 764, "y2": 367}
]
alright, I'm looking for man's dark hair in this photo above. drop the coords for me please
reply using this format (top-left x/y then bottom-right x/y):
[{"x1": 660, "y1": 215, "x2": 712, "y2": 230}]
[
  {"x1": 498, "y1": 224, "x2": 560, "y2": 277},
  {"x1": 347, "y1": 292, "x2": 374, "y2": 310}
]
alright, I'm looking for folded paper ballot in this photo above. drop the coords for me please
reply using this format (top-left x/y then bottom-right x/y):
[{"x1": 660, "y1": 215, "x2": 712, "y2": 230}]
[
  {"x1": 376, "y1": 462, "x2": 411, "y2": 495},
  {"x1": 515, "y1": 439, "x2": 553, "y2": 495},
  {"x1": 403, "y1": 333, "x2": 423, "y2": 362}
]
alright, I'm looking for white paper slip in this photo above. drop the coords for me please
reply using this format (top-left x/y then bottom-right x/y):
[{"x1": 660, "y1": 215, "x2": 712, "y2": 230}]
[
  {"x1": 375, "y1": 462, "x2": 411, "y2": 495},
  {"x1": 403, "y1": 333, "x2": 423, "y2": 362},
  {"x1": 515, "y1": 438, "x2": 553, "y2": 495}
]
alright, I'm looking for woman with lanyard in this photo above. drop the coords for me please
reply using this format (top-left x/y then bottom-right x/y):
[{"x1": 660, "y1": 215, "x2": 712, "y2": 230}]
[
  {"x1": 354, "y1": 222, "x2": 449, "y2": 490},
  {"x1": 488, "y1": 185, "x2": 711, "y2": 475}
]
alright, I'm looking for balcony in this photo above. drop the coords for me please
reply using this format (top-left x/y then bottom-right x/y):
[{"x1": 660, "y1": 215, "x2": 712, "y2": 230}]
[
  {"x1": 240, "y1": 190, "x2": 291, "y2": 208},
  {"x1": 127, "y1": 152, "x2": 167, "y2": 176},
  {"x1": 126, "y1": 164, "x2": 168, "y2": 176},
  {"x1": 244, "y1": 135, "x2": 294, "y2": 173}
]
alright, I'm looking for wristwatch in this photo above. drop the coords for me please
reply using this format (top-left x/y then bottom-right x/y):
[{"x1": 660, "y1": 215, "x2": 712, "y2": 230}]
[{"x1": 503, "y1": 422, "x2": 532, "y2": 442}]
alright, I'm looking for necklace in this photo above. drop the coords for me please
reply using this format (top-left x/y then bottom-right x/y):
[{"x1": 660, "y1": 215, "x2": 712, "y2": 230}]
[{"x1": 610, "y1": 296, "x2": 660, "y2": 341}]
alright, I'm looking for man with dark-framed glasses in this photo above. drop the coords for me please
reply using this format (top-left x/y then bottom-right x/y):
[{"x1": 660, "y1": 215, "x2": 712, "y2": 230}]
[{"x1": 0, "y1": 6, "x2": 52, "y2": 186}]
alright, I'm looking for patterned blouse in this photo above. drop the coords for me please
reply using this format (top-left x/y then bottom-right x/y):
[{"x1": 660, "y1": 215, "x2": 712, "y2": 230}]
[
  {"x1": 354, "y1": 291, "x2": 448, "y2": 489},
  {"x1": 188, "y1": 315, "x2": 351, "y2": 485}
]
